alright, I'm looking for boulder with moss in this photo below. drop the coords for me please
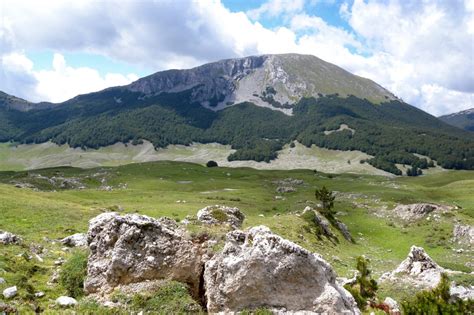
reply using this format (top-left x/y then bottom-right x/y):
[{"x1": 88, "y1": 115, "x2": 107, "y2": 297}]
[{"x1": 197, "y1": 205, "x2": 245, "y2": 229}]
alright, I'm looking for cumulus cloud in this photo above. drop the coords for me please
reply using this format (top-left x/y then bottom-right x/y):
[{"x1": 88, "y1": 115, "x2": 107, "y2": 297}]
[
  {"x1": 0, "y1": 52, "x2": 138, "y2": 103},
  {"x1": 0, "y1": 0, "x2": 472, "y2": 114}
]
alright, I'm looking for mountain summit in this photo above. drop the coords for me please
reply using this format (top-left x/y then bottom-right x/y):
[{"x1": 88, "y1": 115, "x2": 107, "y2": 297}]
[{"x1": 127, "y1": 54, "x2": 396, "y2": 114}]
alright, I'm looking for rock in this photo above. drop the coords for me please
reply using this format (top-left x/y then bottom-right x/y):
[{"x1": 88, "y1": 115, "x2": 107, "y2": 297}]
[
  {"x1": 452, "y1": 224, "x2": 474, "y2": 246},
  {"x1": 380, "y1": 246, "x2": 443, "y2": 289},
  {"x1": 204, "y1": 226, "x2": 360, "y2": 314},
  {"x1": 393, "y1": 203, "x2": 450, "y2": 221},
  {"x1": 61, "y1": 233, "x2": 87, "y2": 247},
  {"x1": 274, "y1": 178, "x2": 304, "y2": 186},
  {"x1": 35, "y1": 291, "x2": 45, "y2": 298},
  {"x1": 0, "y1": 278, "x2": 5, "y2": 284},
  {"x1": 450, "y1": 285, "x2": 474, "y2": 301},
  {"x1": 84, "y1": 212, "x2": 205, "y2": 297},
  {"x1": 0, "y1": 302, "x2": 17, "y2": 314},
  {"x1": 276, "y1": 186, "x2": 297, "y2": 193},
  {"x1": 384, "y1": 297, "x2": 400, "y2": 314},
  {"x1": 197, "y1": 205, "x2": 245, "y2": 228},
  {"x1": 0, "y1": 230, "x2": 21, "y2": 245},
  {"x1": 303, "y1": 206, "x2": 334, "y2": 238},
  {"x1": 56, "y1": 296, "x2": 77, "y2": 307},
  {"x1": 336, "y1": 220, "x2": 353, "y2": 242},
  {"x1": 48, "y1": 269, "x2": 60, "y2": 285},
  {"x1": 3, "y1": 286, "x2": 17, "y2": 299}
]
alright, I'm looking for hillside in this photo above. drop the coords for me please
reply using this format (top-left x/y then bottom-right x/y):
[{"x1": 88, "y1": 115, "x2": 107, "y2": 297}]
[
  {"x1": 1, "y1": 54, "x2": 474, "y2": 175},
  {"x1": 439, "y1": 108, "x2": 474, "y2": 132}
]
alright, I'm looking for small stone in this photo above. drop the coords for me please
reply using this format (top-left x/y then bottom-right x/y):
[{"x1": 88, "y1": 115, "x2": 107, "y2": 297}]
[
  {"x1": 56, "y1": 296, "x2": 77, "y2": 307},
  {"x1": 35, "y1": 291, "x2": 45, "y2": 298},
  {"x1": 3, "y1": 286, "x2": 17, "y2": 299},
  {"x1": 0, "y1": 277, "x2": 5, "y2": 284},
  {"x1": 61, "y1": 233, "x2": 87, "y2": 247},
  {"x1": 0, "y1": 231, "x2": 21, "y2": 245}
]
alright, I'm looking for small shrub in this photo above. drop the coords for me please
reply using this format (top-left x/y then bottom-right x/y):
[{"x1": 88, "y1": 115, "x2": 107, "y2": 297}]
[
  {"x1": 344, "y1": 256, "x2": 378, "y2": 309},
  {"x1": 401, "y1": 273, "x2": 474, "y2": 314},
  {"x1": 60, "y1": 250, "x2": 88, "y2": 298},
  {"x1": 206, "y1": 160, "x2": 218, "y2": 167}
]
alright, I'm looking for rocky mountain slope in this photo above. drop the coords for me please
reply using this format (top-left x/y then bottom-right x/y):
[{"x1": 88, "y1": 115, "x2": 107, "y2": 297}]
[
  {"x1": 1, "y1": 54, "x2": 474, "y2": 174},
  {"x1": 128, "y1": 54, "x2": 396, "y2": 114},
  {"x1": 439, "y1": 108, "x2": 474, "y2": 132}
]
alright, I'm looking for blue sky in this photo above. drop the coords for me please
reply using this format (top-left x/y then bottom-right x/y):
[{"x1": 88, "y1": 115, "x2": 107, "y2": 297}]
[{"x1": 1, "y1": 0, "x2": 473, "y2": 115}]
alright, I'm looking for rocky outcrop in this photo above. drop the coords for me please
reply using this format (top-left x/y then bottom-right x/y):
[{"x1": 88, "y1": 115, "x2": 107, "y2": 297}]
[
  {"x1": 61, "y1": 233, "x2": 87, "y2": 247},
  {"x1": 303, "y1": 206, "x2": 334, "y2": 238},
  {"x1": 380, "y1": 246, "x2": 444, "y2": 288},
  {"x1": 452, "y1": 224, "x2": 474, "y2": 246},
  {"x1": 84, "y1": 213, "x2": 205, "y2": 297},
  {"x1": 450, "y1": 285, "x2": 474, "y2": 301},
  {"x1": 203, "y1": 226, "x2": 360, "y2": 314},
  {"x1": 336, "y1": 221, "x2": 353, "y2": 242},
  {"x1": 393, "y1": 203, "x2": 451, "y2": 221},
  {"x1": 0, "y1": 231, "x2": 21, "y2": 245},
  {"x1": 197, "y1": 205, "x2": 245, "y2": 229}
]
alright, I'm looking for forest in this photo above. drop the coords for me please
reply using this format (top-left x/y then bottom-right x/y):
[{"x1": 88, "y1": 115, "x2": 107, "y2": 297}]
[{"x1": 1, "y1": 87, "x2": 474, "y2": 175}]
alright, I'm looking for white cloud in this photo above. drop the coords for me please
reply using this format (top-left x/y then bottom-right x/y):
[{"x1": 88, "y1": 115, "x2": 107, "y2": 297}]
[
  {"x1": 0, "y1": 0, "x2": 472, "y2": 115},
  {"x1": 247, "y1": 0, "x2": 306, "y2": 20},
  {"x1": 0, "y1": 52, "x2": 138, "y2": 103}
]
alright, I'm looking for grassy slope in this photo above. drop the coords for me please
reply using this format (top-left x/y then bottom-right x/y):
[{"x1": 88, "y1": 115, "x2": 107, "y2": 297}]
[
  {"x1": 0, "y1": 141, "x2": 388, "y2": 175},
  {"x1": 0, "y1": 161, "x2": 472, "y2": 311}
]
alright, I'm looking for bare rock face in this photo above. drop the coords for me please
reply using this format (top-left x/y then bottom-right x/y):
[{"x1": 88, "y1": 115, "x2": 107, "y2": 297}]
[
  {"x1": 61, "y1": 233, "x2": 87, "y2": 247},
  {"x1": 203, "y1": 226, "x2": 360, "y2": 314},
  {"x1": 197, "y1": 205, "x2": 245, "y2": 229},
  {"x1": 380, "y1": 246, "x2": 444, "y2": 289},
  {"x1": 393, "y1": 203, "x2": 451, "y2": 221},
  {"x1": 84, "y1": 213, "x2": 205, "y2": 297},
  {"x1": 0, "y1": 231, "x2": 21, "y2": 245},
  {"x1": 452, "y1": 224, "x2": 474, "y2": 246}
]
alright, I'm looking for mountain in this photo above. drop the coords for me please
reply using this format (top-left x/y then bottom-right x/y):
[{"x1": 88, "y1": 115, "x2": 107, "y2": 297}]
[
  {"x1": 1, "y1": 53, "x2": 474, "y2": 175},
  {"x1": 439, "y1": 108, "x2": 474, "y2": 132},
  {"x1": 127, "y1": 54, "x2": 396, "y2": 114}
]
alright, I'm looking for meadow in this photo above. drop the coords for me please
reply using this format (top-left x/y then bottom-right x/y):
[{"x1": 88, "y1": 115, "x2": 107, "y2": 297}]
[{"x1": 0, "y1": 160, "x2": 473, "y2": 312}]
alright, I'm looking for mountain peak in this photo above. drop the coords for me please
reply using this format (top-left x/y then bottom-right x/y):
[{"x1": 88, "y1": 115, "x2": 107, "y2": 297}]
[{"x1": 127, "y1": 53, "x2": 397, "y2": 114}]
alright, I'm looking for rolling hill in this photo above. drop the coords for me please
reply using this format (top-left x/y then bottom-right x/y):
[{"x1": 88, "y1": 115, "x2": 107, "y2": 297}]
[{"x1": 1, "y1": 54, "x2": 474, "y2": 175}]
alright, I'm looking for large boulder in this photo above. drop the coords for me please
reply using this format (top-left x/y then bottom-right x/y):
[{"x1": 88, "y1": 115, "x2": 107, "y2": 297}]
[
  {"x1": 197, "y1": 205, "x2": 245, "y2": 229},
  {"x1": 204, "y1": 226, "x2": 360, "y2": 314},
  {"x1": 0, "y1": 231, "x2": 21, "y2": 245},
  {"x1": 380, "y1": 246, "x2": 444, "y2": 289},
  {"x1": 393, "y1": 203, "x2": 450, "y2": 221},
  {"x1": 452, "y1": 224, "x2": 474, "y2": 246},
  {"x1": 84, "y1": 213, "x2": 205, "y2": 297}
]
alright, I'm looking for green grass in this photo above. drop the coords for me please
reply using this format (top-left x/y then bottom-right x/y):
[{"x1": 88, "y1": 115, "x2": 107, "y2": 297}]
[{"x1": 0, "y1": 161, "x2": 472, "y2": 312}]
